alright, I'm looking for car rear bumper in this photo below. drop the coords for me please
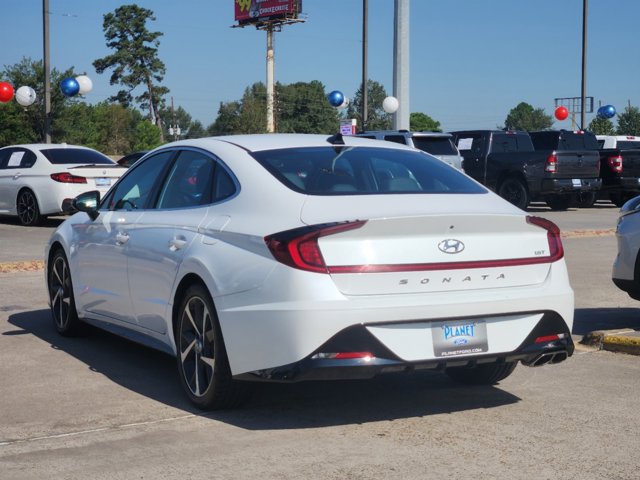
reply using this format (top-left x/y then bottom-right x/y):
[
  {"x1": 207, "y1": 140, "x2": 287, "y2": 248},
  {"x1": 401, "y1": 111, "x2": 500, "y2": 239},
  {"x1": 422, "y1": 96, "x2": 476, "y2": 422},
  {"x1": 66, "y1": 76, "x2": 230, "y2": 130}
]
[
  {"x1": 541, "y1": 177, "x2": 602, "y2": 194},
  {"x1": 235, "y1": 311, "x2": 574, "y2": 382}
]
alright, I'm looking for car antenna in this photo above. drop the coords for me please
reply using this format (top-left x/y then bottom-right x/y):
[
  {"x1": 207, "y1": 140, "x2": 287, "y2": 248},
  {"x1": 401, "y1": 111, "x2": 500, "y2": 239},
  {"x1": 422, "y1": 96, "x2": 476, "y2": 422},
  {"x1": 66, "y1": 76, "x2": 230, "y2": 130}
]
[{"x1": 327, "y1": 133, "x2": 345, "y2": 145}]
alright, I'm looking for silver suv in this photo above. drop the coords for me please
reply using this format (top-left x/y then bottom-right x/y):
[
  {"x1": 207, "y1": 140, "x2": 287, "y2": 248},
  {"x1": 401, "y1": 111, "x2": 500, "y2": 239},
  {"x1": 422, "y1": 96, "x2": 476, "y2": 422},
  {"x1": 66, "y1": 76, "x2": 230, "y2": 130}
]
[{"x1": 355, "y1": 131, "x2": 464, "y2": 171}]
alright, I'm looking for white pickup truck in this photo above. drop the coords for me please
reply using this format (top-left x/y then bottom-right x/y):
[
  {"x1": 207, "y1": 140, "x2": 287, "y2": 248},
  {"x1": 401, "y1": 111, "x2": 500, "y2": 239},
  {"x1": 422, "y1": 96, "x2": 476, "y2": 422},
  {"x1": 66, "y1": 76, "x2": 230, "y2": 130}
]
[{"x1": 597, "y1": 135, "x2": 640, "y2": 149}]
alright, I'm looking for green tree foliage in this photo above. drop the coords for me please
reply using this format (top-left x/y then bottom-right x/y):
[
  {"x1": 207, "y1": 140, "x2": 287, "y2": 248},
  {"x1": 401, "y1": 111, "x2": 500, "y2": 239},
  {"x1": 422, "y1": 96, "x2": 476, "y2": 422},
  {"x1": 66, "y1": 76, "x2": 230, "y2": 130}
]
[
  {"x1": 276, "y1": 81, "x2": 339, "y2": 133},
  {"x1": 93, "y1": 4, "x2": 168, "y2": 138},
  {"x1": 186, "y1": 120, "x2": 206, "y2": 139},
  {"x1": 347, "y1": 80, "x2": 392, "y2": 131},
  {"x1": 133, "y1": 120, "x2": 162, "y2": 151},
  {"x1": 208, "y1": 83, "x2": 267, "y2": 135},
  {"x1": 0, "y1": 57, "x2": 77, "y2": 144},
  {"x1": 588, "y1": 116, "x2": 616, "y2": 135},
  {"x1": 56, "y1": 103, "x2": 100, "y2": 148},
  {"x1": 503, "y1": 102, "x2": 553, "y2": 131},
  {"x1": 410, "y1": 112, "x2": 442, "y2": 132},
  {"x1": 616, "y1": 106, "x2": 640, "y2": 136}
]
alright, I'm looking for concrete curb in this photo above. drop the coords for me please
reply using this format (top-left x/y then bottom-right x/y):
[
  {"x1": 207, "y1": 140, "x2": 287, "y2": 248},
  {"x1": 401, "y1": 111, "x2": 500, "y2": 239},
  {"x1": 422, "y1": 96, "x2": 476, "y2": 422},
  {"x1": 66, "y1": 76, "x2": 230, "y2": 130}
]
[{"x1": 580, "y1": 329, "x2": 640, "y2": 356}]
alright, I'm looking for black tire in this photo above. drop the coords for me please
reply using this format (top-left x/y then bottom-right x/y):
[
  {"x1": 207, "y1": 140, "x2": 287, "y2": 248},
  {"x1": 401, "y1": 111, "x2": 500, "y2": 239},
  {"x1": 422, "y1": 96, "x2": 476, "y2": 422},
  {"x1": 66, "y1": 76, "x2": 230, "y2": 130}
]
[
  {"x1": 497, "y1": 177, "x2": 529, "y2": 210},
  {"x1": 546, "y1": 194, "x2": 572, "y2": 211},
  {"x1": 445, "y1": 361, "x2": 517, "y2": 385},
  {"x1": 575, "y1": 191, "x2": 597, "y2": 208},
  {"x1": 48, "y1": 249, "x2": 83, "y2": 336},
  {"x1": 17, "y1": 189, "x2": 44, "y2": 226},
  {"x1": 175, "y1": 284, "x2": 248, "y2": 410}
]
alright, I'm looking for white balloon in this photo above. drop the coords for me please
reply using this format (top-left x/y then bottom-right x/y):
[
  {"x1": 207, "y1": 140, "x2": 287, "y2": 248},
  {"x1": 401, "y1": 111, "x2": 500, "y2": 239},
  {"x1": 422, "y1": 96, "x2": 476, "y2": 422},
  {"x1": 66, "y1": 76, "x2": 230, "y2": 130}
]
[
  {"x1": 76, "y1": 75, "x2": 93, "y2": 95},
  {"x1": 337, "y1": 97, "x2": 350, "y2": 110},
  {"x1": 15, "y1": 86, "x2": 36, "y2": 107},
  {"x1": 382, "y1": 96, "x2": 399, "y2": 114}
]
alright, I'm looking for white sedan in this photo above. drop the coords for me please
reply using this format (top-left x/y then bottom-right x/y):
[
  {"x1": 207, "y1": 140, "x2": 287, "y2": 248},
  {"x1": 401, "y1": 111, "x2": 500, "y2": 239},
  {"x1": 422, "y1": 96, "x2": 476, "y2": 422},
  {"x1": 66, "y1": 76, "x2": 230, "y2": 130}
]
[
  {"x1": 45, "y1": 134, "x2": 575, "y2": 409},
  {"x1": 0, "y1": 144, "x2": 125, "y2": 225},
  {"x1": 613, "y1": 196, "x2": 640, "y2": 298}
]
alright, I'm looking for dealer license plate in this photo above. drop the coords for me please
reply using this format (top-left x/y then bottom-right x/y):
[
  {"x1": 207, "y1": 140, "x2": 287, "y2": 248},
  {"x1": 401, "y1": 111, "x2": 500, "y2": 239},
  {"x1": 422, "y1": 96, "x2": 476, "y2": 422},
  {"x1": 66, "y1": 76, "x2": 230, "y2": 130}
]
[
  {"x1": 432, "y1": 320, "x2": 488, "y2": 357},
  {"x1": 95, "y1": 178, "x2": 111, "y2": 187}
]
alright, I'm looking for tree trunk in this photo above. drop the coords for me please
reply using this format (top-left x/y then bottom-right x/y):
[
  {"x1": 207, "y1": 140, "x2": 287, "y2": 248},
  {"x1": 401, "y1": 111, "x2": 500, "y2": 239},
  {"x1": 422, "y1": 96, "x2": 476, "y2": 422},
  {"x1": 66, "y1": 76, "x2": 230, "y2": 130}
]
[{"x1": 146, "y1": 75, "x2": 164, "y2": 143}]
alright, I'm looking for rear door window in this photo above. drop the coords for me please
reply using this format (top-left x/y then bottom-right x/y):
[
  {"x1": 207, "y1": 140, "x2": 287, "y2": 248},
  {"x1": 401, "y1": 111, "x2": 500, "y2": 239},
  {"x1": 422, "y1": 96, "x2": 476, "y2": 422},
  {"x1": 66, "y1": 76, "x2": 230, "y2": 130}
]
[
  {"x1": 0, "y1": 148, "x2": 37, "y2": 169},
  {"x1": 490, "y1": 134, "x2": 518, "y2": 153}
]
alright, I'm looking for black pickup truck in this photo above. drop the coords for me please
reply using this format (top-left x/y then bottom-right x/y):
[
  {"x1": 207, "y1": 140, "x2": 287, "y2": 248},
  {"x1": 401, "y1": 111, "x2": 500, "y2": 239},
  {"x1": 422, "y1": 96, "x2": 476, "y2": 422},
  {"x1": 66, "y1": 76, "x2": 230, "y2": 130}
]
[
  {"x1": 451, "y1": 130, "x2": 601, "y2": 210},
  {"x1": 593, "y1": 135, "x2": 640, "y2": 207},
  {"x1": 529, "y1": 130, "x2": 603, "y2": 208}
]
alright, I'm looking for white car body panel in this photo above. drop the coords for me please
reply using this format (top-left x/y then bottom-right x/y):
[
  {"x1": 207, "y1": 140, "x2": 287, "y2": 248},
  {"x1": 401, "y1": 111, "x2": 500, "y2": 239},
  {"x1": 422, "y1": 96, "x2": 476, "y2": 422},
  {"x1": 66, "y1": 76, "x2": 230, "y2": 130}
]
[{"x1": 46, "y1": 134, "x2": 574, "y2": 381}]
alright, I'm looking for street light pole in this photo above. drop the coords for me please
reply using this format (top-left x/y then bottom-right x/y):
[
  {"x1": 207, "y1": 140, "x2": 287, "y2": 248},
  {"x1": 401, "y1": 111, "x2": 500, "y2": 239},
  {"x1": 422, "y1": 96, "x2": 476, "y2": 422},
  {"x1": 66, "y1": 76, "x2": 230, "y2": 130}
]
[
  {"x1": 43, "y1": 0, "x2": 51, "y2": 143},
  {"x1": 581, "y1": 0, "x2": 588, "y2": 130},
  {"x1": 362, "y1": 0, "x2": 368, "y2": 132}
]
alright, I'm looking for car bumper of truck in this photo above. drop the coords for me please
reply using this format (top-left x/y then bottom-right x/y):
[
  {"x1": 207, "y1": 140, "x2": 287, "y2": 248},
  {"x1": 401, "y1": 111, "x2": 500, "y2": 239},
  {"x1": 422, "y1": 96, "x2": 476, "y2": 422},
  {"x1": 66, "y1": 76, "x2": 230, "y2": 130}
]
[{"x1": 541, "y1": 177, "x2": 602, "y2": 194}]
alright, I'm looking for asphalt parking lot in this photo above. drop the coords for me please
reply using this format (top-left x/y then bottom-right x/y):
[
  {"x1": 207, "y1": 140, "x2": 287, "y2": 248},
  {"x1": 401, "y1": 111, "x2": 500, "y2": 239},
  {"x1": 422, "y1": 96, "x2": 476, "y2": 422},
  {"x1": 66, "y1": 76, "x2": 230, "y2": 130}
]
[{"x1": 1, "y1": 202, "x2": 639, "y2": 479}]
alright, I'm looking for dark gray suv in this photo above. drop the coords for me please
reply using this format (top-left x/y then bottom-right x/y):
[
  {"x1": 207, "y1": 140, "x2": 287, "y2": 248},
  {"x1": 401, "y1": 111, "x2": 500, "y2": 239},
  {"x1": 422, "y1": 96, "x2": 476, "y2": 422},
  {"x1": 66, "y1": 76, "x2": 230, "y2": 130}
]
[{"x1": 355, "y1": 130, "x2": 464, "y2": 171}]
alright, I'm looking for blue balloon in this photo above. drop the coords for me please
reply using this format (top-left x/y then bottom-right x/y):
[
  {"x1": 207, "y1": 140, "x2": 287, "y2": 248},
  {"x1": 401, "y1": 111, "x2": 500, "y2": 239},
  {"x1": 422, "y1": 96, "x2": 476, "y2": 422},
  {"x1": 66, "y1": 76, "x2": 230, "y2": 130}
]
[
  {"x1": 60, "y1": 77, "x2": 80, "y2": 97},
  {"x1": 603, "y1": 104, "x2": 617, "y2": 119},
  {"x1": 327, "y1": 90, "x2": 344, "y2": 107}
]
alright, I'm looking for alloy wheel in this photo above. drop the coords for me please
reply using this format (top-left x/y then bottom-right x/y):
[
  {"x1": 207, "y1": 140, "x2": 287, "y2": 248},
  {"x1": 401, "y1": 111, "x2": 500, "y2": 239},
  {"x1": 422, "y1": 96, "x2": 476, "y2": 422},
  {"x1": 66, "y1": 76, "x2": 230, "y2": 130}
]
[
  {"x1": 49, "y1": 255, "x2": 72, "y2": 330},
  {"x1": 17, "y1": 190, "x2": 38, "y2": 225},
  {"x1": 178, "y1": 295, "x2": 216, "y2": 397}
]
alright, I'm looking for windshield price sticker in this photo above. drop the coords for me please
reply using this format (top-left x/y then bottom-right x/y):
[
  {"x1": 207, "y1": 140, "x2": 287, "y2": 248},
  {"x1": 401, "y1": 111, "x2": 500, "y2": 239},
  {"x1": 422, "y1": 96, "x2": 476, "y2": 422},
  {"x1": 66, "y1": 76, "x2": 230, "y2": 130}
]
[{"x1": 432, "y1": 320, "x2": 488, "y2": 357}]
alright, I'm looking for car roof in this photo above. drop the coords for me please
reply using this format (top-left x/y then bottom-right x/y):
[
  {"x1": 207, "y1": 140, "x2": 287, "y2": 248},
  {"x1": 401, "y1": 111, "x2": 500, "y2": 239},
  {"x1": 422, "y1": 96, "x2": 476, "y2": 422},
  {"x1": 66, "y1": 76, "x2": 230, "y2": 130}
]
[
  {"x1": 0, "y1": 143, "x2": 96, "y2": 151},
  {"x1": 152, "y1": 133, "x2": 417, "y2": 153},
  {"x1": 358, "y1": 130, "x2": 453, "y2": 138}
]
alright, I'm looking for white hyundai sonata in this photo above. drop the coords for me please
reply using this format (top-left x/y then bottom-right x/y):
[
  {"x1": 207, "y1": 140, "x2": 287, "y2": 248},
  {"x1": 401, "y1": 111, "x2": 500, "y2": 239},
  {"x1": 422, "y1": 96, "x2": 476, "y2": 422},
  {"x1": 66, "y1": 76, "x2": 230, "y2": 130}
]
[
  {"x1": 0, "y1": 144, "x2": 125, "y2": 226},
  {"x1": 45, "y1": 134, "x2": 575, "y2": 409}
]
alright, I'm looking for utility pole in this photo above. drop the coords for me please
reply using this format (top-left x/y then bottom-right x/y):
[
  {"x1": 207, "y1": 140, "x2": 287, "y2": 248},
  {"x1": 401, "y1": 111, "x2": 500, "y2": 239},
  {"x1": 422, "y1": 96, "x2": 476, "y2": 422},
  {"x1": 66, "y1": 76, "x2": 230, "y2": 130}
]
[
  {"x1": 362, "y1": 0, "x2": 368, "y2": 132},
  {"x1": 393, "y1": 0, "x2": 410, "y2": 130},
  {"x1": 266, "y1": 24, "x2": 275, "y2": 133},
  {"x1": 43, "y1": 0, "x2": 51, "y2": 143},
  {"x1": 580, "y1": 0, "x2": 588, "y2": 130}
]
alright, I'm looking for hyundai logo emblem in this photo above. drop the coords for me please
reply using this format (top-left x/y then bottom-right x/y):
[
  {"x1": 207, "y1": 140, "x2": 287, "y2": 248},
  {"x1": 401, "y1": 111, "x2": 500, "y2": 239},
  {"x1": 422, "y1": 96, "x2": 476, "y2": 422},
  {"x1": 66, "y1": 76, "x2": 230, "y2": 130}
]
[{"x1": 438, "y1": 239, "x2": 465, "y2": 254}]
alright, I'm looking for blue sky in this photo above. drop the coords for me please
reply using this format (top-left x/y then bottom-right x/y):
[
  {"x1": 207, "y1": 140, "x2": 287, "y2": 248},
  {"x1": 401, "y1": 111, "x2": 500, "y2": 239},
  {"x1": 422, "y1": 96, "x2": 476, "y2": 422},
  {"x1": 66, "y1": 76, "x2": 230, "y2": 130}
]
[{"x1": 1, "y1": 0, "x2": 638, "y2": 132}]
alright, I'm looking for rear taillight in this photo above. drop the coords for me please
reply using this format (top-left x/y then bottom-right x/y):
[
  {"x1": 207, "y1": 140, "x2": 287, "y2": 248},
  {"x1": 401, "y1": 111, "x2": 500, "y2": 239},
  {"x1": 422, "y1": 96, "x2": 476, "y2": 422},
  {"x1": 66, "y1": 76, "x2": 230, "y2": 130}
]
[
  {"x1": 526, "y1": 216, "x2": 564, "y2": 263},
  {"x1": 265, "y1": 221, "x2": 367, "y2": 273},
  {"x1": 545, "y1": 154, "x2": 558, "y2": 173},
  {"x1": 50, "y1": 172, "x2": 87, "y2": 184},
  {"x1": 607, "y1": 155, "x2": 623, "y2": 174}
]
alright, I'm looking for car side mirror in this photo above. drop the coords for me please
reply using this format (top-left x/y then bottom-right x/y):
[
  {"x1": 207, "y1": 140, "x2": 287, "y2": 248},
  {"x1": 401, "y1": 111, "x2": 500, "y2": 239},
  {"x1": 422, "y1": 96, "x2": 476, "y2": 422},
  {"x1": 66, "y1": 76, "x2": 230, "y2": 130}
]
[{"x1": 72, "y1": 190, "x2": 101, "y2": 220}]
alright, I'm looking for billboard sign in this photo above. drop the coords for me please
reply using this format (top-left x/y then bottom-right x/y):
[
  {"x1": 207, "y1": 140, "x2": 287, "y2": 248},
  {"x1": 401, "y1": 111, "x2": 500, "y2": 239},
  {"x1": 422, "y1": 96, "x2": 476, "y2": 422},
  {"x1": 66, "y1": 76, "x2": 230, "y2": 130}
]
[{"x1": 235, "y1": 0, "x2": 301, "y2": 24}]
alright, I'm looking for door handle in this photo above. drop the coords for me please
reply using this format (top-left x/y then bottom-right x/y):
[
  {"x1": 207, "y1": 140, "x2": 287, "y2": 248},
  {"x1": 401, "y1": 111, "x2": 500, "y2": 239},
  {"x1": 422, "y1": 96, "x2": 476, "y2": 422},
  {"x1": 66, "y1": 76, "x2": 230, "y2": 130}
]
[
  {"x1": 169, "y1": 237, "x2": 187, "y2": 251},
  {"x1": 115, "y1": 232, "x2": 129, "y2": 245},
  {"x1": 13, "y1": 173, "x2": 21, "y2": 180}
]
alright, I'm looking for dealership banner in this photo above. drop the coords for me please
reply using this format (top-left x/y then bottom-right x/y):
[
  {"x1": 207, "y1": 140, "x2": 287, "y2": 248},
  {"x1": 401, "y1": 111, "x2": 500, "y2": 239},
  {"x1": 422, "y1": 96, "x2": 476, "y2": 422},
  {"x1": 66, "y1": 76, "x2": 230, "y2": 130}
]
[{"x1": 235, "y1": 0, "x2": 301, "y2": 24}]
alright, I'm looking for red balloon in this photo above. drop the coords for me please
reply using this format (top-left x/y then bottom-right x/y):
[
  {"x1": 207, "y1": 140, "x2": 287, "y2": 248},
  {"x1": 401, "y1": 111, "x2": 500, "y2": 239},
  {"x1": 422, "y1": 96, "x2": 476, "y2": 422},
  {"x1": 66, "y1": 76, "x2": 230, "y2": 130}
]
[
  {"x1": 555, "y1": 106, "x2": 569, "y2": 121},
  {"x1": 0, "y1": 82, "x2": 14, "y2": 103}
]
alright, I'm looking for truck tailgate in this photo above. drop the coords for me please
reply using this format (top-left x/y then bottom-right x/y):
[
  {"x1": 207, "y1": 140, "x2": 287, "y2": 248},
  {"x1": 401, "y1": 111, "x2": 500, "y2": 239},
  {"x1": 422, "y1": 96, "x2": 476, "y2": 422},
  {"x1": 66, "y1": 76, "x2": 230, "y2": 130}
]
[{"x1": 555, "y1": 151, "x2": 600, "y2": 178}]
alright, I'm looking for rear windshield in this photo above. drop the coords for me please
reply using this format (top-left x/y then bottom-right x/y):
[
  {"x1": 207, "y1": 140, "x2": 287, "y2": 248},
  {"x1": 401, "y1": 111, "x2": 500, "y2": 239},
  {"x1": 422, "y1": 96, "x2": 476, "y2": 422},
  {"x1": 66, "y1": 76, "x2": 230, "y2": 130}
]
[
  {"x1": 40, "y1": 148, "x2": 115, "y2": 165},
  {"x1": 411, "y1": 137, "x2": 458, "y2": 155},
  {"x1": 616, "y1": 141, "x2": 640, "y2": 150},
  {"x1": 532, "y1": 132, "x2": 599, "y2": 150},
  {"x1": 251, "y1": 146, "x2": 486, "y2": 195}
]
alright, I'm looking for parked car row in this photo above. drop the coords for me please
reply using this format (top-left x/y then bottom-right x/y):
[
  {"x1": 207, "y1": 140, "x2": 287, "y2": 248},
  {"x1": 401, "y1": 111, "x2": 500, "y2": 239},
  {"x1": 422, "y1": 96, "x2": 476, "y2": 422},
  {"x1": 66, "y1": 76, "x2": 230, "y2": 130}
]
[{"x1": 358, "y1": 129, "x2": 640, "y2": 212}]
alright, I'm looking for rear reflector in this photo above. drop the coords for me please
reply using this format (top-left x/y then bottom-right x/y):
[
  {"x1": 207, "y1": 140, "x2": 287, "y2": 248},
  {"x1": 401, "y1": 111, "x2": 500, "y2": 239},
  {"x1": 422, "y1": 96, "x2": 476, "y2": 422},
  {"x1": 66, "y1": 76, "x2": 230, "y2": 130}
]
[
  {"x1": 50, "y1": 172, "x2": 87, "y2": 184},
  {"x1": 312, "y1": 352, "x2": 374, "y2": 360},
  {"x1": 535, "y1": 333, "x2": 566, "y2": 343}
]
